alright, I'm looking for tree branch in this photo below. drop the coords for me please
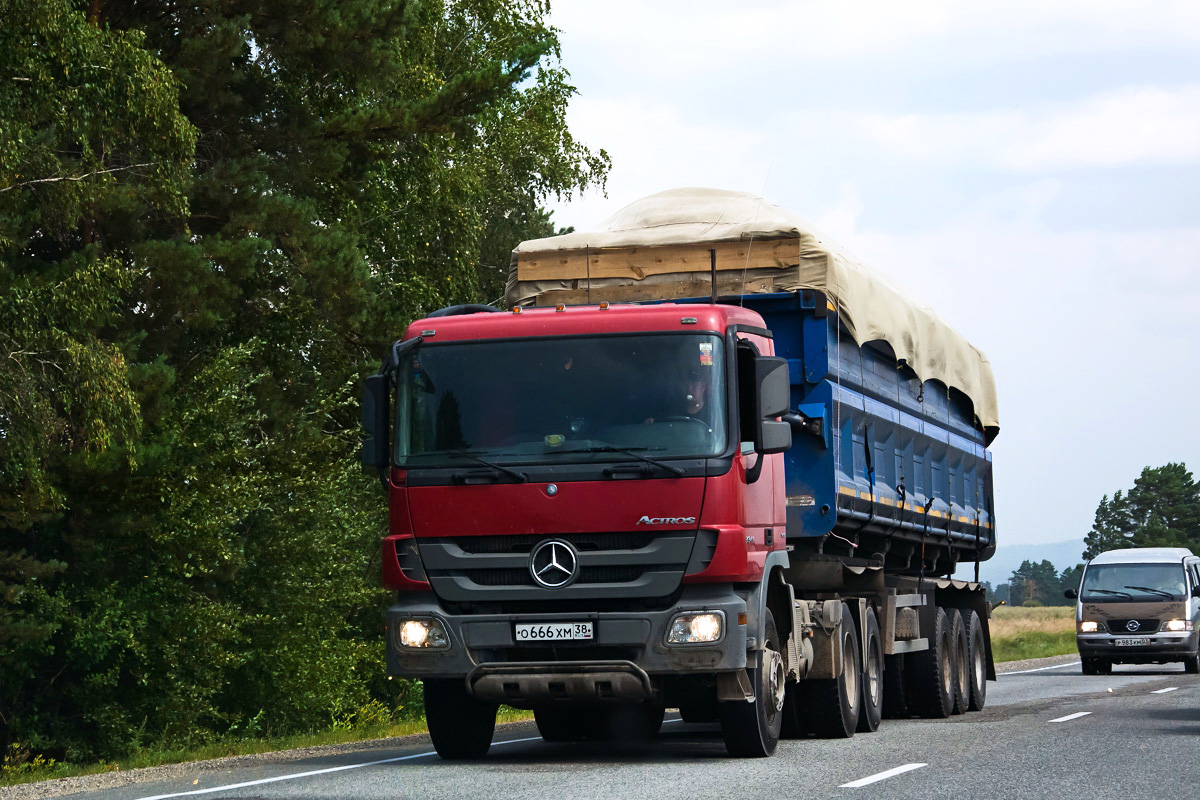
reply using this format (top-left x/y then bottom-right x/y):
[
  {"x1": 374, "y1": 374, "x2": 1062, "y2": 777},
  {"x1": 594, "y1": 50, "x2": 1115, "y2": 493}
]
[{"x1": 1, "y1": 163, "x2": 155, "y2": 192}]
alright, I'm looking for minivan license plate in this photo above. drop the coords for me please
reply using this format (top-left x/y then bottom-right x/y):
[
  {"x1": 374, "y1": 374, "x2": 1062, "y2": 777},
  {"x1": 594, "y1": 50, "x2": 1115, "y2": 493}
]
[
  {"x1": 515, "y1": 622, "x2": 593, "y2": 642},
  {"x1": 1115, "y1": 637, "x2": 1150, "y2": 647}
]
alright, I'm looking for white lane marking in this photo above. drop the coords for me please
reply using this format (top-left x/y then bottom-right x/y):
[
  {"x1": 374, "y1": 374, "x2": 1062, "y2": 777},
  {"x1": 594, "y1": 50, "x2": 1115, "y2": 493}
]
[
  {"x1": 133, "y1": 736, "x2": 544, "y2": 800},
  {"x1": 1151, "y1": 687, "x2": 1179, "y2": 694},
  {"x1": 839, "y1": 763, "x2": 927, "y2": 788},
  {"x1": 1048, "y1": 711, "x2": 1092, "y2": 723},
  {"x1": 998, "y1": 661, "x2": 1080, "y2": 676}
]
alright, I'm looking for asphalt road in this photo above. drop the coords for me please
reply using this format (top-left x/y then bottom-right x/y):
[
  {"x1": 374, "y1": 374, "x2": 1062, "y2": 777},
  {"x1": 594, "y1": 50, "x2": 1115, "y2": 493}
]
[{"x1": 49, "y1": 661, "x2": 1200, "y2": 800}]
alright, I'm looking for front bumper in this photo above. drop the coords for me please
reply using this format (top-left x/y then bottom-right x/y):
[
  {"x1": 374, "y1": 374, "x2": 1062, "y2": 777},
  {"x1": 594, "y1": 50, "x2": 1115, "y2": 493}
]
[
  {"x1": 1077, "y1": 630, "x2": 1200, "y2": 662},
  {"x1": 385, "y1": 584, "x2": 749, "y2": 700}
]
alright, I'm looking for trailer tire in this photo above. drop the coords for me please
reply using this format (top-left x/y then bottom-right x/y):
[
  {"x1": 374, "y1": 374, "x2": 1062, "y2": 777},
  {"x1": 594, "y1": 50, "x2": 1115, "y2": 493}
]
[
  {"x1": 857, "y1": 607, "x2": 883, "y2": 733},
  {"x1": 719, "y1": 610, "x2": 785, "y2": 757},
  {"x1": 805, "y1": 602, "x2": 861, "y2": 738},
  {"x1": 424, "y1": 679, "x2": 498, "y2": 759},
  {"x1": 949, "y1": 609, "x2": 970, "y2": 715},
  {"x1": 908, "y1": 606, "x2": 954, "y2": 719},
  {"x1": 881, "y1": 654, "x2": 909, "y2": 719},
  {"x1": 966, "y1": 610, "x2": 987, "y2": 711}
]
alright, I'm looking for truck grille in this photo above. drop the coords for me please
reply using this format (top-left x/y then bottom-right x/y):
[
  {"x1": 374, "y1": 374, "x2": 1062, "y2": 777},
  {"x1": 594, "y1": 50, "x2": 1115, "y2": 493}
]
[
  {"x1": 418, "y1": 531, "x2": 699, "y2": 603},
  {"x1": 1107, "y1": 619, "x2": 1160, "y2": 634}
]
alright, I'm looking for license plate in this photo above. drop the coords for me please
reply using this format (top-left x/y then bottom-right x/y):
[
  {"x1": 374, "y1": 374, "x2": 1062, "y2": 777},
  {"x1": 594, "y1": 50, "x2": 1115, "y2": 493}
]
[
  {"x1": 514, "y1": 622, "x2": 593, "y2": 642},
  {"x1": 1115, "y1": 637, "x2": 1151, "y2": 647}
]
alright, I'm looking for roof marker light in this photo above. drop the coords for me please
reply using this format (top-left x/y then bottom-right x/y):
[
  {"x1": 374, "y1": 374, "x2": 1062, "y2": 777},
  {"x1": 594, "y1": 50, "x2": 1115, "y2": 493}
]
[
  {"x1": 556, "y1": 304, "x2": 566, "y2": 312},
  {"x1": 511, "y1": 306, "x2": 522, "y2": 314},
  {"x1": 681, "y1": 317, "x2": 698, "y2": 325},
  {"x1": 599, "y1": 301, "x2": 609, "y2": 310}
]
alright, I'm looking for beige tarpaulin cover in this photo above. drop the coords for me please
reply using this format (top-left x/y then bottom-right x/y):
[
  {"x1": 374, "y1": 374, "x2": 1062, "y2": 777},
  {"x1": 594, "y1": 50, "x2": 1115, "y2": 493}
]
[{"x1": 506, "y1": 187, "x2": 999, "y2": 435}]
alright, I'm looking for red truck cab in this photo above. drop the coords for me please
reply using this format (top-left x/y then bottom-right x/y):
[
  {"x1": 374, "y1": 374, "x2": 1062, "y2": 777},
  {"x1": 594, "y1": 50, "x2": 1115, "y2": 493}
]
[{"x1": 363, "y1": 301, "x2": 795, "y2": 757}]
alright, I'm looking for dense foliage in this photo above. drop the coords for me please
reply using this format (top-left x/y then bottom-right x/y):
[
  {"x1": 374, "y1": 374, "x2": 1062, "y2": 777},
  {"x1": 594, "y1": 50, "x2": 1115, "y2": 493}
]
[
  {"x1": 0, "y1": 0, "x2": 606, "y2": 761},
  {"x1": 1082, "y1": 463, "x2": 1200, "y2": 560},
  {"x1": 994, "y1": 560, "x2": 1083, "y2": 607}
]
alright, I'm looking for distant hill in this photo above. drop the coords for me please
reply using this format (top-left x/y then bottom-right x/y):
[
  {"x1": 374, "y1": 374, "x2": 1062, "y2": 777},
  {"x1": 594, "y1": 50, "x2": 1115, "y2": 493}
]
[{"x1": 955, "y1": 538, "x2": 1086, "y2": 586}]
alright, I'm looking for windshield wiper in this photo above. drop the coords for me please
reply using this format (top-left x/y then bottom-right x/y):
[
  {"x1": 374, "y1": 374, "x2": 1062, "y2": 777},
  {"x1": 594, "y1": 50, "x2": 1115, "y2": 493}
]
[
  {"x1": 557, "y1": 445, "x2": 686, "y2": 477},
  {"x1": 1123, "y1": 585, "x2": 1175, "y2": 599},
  {"x1": 447, "y1": 449, "x2": 527, "y2": 483},
  {"x1": 1086, "y1": 588, "x2": 1132, "y2": 598}
]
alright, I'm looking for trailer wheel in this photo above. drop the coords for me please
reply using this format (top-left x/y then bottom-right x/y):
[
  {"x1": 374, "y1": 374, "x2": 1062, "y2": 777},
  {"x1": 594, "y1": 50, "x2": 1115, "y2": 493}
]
[
  {"x1": 881, "y1": 654, "x2": 909, "y2": 719},
  {"x1": 966, "y1": 610, "x2": 987, "y2": 711},
  {"x1": 949, "y1": 610, "x2": 969, "y2": 715},
  {"x1": 805, "y1": 602, "x2": 862, "y2": 738},
  {"x1": 719, "y1": 609, "x2": 784, "y2": 757},
  {"x1": 424, "y1": 679, "x2": 498, "y2": 759},
  {"x1": 908, "y1": 606, "x2": 954, "y2": 718},
  {"x1": 857, "y1": 607, "x2": 883, "y2": 733}
]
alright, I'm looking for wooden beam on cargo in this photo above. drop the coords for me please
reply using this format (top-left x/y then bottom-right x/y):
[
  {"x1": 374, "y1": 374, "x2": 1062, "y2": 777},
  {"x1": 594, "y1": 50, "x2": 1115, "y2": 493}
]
[
  {"x1": 531, "y1": 277, "x2": 779, "y2": 306},
  {"x1": 516, "y1": 238, "x2": 800, "y2": 282}
]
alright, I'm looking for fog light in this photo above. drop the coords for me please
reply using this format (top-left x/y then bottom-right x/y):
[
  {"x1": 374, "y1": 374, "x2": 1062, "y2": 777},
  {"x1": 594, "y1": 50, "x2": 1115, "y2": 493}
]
[
  {"x1": 667, "y1": 611, "x2": 724, "y2": 644},
  {"x1": 1163, "y1": 619, "x2": 1193, "y2": 632},
  {"x1": 1079, "y1": 621, "x2": 1100, "y2": 633},
  {"x1": 397, "y1": 618, "x2": 449, "y2": 649}
]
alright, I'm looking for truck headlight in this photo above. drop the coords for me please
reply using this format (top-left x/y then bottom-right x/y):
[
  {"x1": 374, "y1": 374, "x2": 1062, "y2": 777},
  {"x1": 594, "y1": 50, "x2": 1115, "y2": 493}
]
[
  {"x1": 396, "y1": 618, "x2": 449, "y2": 649},
  {"x1": 1078, "y1": 621, "x2": 1101, "y2": 633},
  {"x1": 1163, "y1": 619, "x2": 1193, "y2": 632},
  {"x1": 667, "y1": 611, "x2": 724, "y2": 644}
]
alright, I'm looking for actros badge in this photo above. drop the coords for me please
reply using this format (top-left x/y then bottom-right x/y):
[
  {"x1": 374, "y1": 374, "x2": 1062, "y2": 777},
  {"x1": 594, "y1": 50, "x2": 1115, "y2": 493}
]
[{"x1": 529, "y1": 539, "x2": 578, "y2": 588}]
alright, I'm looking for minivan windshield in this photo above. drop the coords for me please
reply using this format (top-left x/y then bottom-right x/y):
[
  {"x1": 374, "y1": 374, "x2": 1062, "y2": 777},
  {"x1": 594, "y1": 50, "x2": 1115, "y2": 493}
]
[
  {"x1": 1080, "y1": 563, "x2": 1188, "y2": 600},
  {"x1": 394, "y1": 334, "x2": 727, "y2": 467}
]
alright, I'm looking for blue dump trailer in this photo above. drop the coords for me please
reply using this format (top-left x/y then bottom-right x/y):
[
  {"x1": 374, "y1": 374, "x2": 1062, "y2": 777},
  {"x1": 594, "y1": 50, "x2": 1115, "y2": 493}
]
[{"x1": 729, "y1": 290, "x2": 995, "y2": 576}]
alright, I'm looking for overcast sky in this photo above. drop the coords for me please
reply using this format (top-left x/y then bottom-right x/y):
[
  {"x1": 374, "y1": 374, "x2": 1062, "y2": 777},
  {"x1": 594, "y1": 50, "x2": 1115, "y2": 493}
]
[{"x1": 544, "y1": 0, "x2": 1200, "y2": 552}]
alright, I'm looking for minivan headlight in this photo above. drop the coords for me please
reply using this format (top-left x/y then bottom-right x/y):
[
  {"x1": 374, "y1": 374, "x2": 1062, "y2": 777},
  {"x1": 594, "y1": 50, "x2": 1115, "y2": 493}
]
[
  {"x1": 1078, "y1": 621, "x2": 1101, "y2": 633},
  {"x1": 1163, "y1": 619, "x2": 1193, "y2": 632}
]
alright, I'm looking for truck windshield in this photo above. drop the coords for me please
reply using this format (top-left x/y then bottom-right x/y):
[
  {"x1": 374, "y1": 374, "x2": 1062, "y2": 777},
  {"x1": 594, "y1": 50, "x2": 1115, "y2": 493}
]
[
  {"x1": 394, "y1": 334, "x2": 727, "y2": 466},
  {"x1": 1080, "y1": 564, "x2": 1187, "y2": 600}
]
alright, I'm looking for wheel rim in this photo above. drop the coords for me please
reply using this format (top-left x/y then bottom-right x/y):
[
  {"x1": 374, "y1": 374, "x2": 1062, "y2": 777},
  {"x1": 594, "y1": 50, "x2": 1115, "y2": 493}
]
[
  {"x1": 940, "y1": 632, "x2": 953, "y2": 698},
  {"x1": 866, "y1": 637, "x2": 881, "y2": 704},
  {"x1": 843, "y1": 633, "x2": 859, "y2": 701},
  {"x1": 766, "y1": 648, "x2": 786, "y2": 714},
  {"x1": 972, "y1": 632, "x2": 985, "y2": 688}
]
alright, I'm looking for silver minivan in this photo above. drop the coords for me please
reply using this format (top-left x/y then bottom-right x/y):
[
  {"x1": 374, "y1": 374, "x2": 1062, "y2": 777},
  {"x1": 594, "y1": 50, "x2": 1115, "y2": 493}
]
[{"x1": 1065, "y1": 547, "x2": 1200, "y2": 674}]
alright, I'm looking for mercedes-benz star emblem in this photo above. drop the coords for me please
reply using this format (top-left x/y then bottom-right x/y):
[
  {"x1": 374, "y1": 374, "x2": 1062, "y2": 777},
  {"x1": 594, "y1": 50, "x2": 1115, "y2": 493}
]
[
  {"x1": 529, "y1": 539, "x2": 578, "y2": 589},
  {"x1": 1125, "y1": 619, "x2": 1141, "y2": 632}
]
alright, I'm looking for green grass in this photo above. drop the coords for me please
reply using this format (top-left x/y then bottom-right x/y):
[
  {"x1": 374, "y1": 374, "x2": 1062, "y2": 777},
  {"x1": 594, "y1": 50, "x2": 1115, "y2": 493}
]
[
  {"x1": 0, "y1": 707, "x2": 534, "y2": 789},
  {"x1": 990, "y1": 630, "x2": 1077, "y2": 663}
]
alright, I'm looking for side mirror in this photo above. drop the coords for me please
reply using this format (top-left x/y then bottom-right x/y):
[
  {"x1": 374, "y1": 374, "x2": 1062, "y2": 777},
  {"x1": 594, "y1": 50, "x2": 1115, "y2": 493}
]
[
  {"x1": 361, "y1": 373, "x2": 390, "y2": 468},
  {"x1": 1063, "y1": 588, "x2": 1078, "y2": 600},
  {"x1": 754, "y1": 356, "x2": 791, "y2": 455}
]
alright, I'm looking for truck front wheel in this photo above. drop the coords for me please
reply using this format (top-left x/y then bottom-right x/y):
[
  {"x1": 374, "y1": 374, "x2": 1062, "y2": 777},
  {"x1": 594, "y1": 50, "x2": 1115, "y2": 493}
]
[
  {"x1": 719, "y1": 609, "x2": 785, "y2": 757},
  {"x1": 424, "y1": 679, "x2": 498, "y2": 759}
]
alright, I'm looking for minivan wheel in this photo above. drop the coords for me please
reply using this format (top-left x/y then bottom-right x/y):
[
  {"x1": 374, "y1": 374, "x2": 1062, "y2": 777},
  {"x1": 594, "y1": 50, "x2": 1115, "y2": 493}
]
[{"x1": 1184, "y1": 652, "x2": 1200, "y2": 674}]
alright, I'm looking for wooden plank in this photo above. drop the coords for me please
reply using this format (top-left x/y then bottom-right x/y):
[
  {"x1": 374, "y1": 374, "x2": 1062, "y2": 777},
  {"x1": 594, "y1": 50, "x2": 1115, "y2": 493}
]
[
  {"x1": 516, "y1": 238, "x2": 800, "y2": 281},
  {"x1": 529, "y1": 276, "x2": 780, "y2": 306}
]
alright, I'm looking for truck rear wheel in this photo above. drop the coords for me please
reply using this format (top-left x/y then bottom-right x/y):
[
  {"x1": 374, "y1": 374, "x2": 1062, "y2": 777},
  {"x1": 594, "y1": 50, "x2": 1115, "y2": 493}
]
[
  {"x1": 805, "y1": 602, "x2": 862, "y2": 738},
  {"x1": 424, "y1": 679, "x2": 498, "y2": 759},
  {"x1": 949, "y1": 610, "x2": 970, "y2": 715},
  {"x1": 908, "y1": 606, "x2": 954, "y2": 718},
  {"x1": 881, "y1": 654, "x2": 909, "y2": 718},
  {"x1": 857, "y1": 607, "x2": 883, "y2": 733},
  {"x1": 966, "y1": 610, "x2": 987, "y2": 711},
  {"x1": 719, "y1": 610, "x2": 784, "y2": 757}
]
